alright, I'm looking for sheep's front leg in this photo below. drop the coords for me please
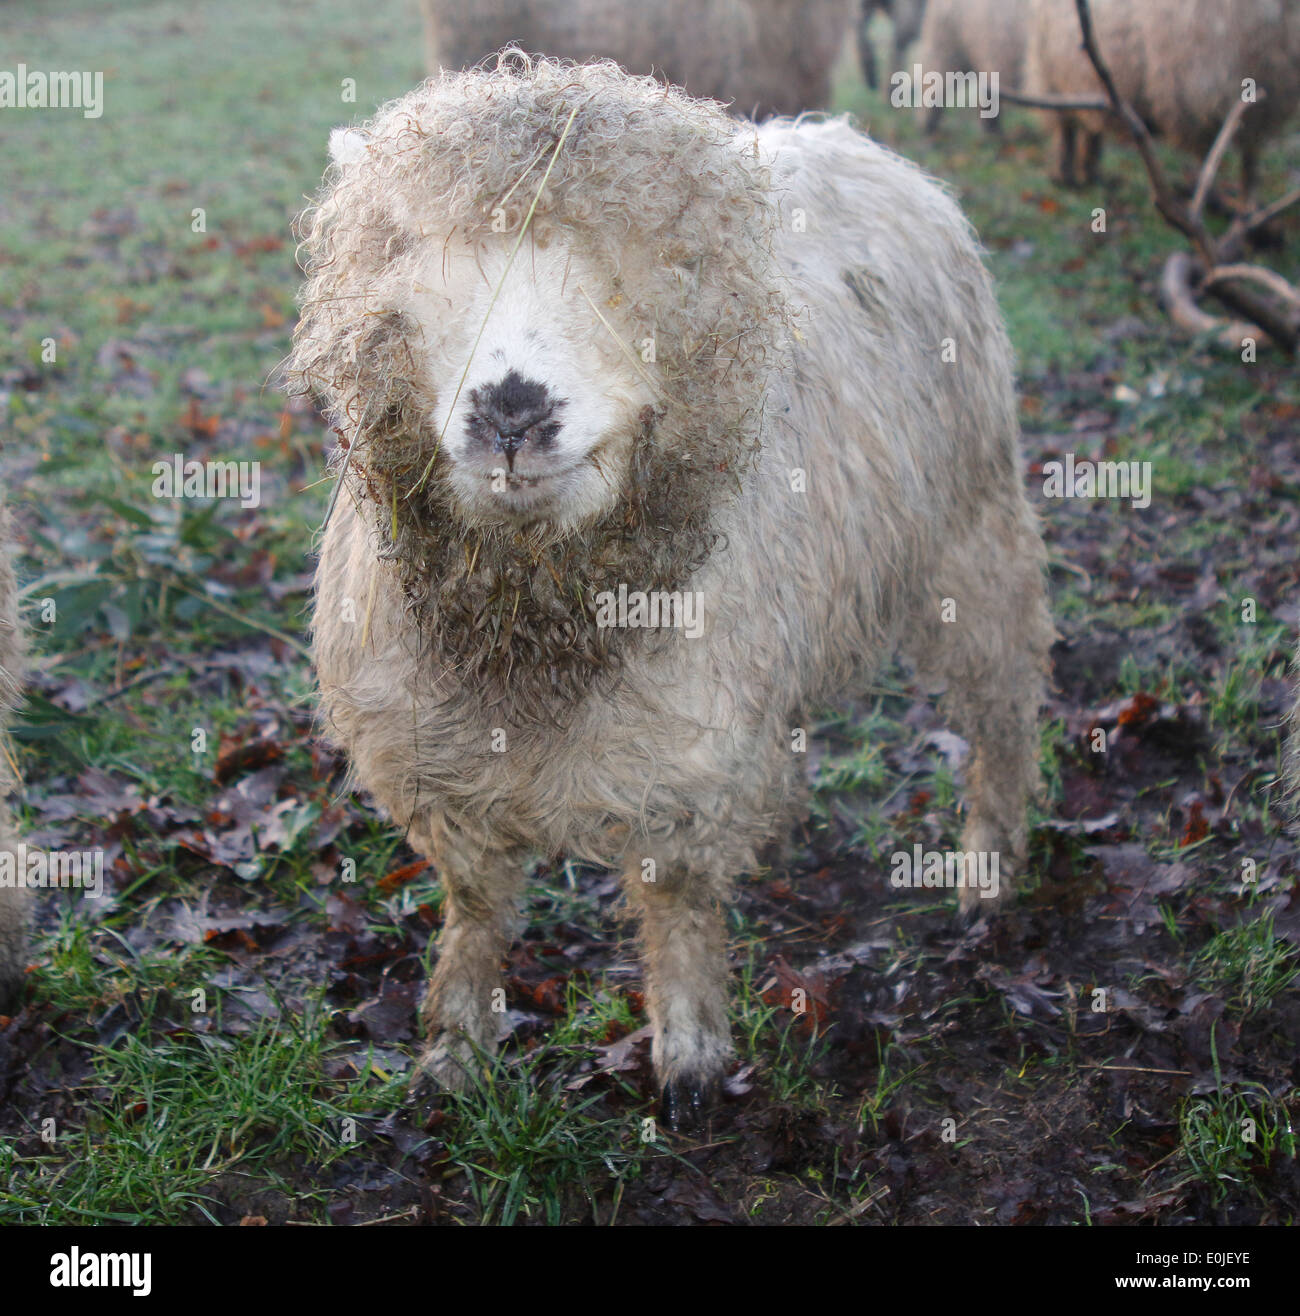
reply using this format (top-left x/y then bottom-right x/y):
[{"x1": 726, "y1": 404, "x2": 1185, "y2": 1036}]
[
  {"x1": 412, "y1": 836, "x2": 524, "y2": 1095},
  {"x1": 624, "y1": 859, "x2": 732, "y2": 1130},
  {"x1": 1051, "y1": 117, "x2": 1079, "y2": 187}
]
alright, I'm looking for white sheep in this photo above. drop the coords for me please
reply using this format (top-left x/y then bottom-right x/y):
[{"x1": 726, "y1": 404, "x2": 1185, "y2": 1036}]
[{"x1": 288, "y1": 56, "x2": 1053, "y2": 1124}]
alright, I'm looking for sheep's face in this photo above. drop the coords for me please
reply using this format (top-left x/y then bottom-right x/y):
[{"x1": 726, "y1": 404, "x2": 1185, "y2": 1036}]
[{"x1": 407, "y1": 235, "x2": 655, "y2": 535}]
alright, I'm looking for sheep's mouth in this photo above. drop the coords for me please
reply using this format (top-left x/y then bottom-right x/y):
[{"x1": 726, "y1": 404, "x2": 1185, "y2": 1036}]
[
  {"x1": 465, "y1": 463, "x2": 589, "y2": 524},
  {"x1": 484, "y1": 469, "x2": 571, "y2": 489}
]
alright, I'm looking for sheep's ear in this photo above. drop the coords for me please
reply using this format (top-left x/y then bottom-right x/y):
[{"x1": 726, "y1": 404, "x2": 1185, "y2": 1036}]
[{"x1": 328, "y1": 127, "x2": 369, "y2": 167}]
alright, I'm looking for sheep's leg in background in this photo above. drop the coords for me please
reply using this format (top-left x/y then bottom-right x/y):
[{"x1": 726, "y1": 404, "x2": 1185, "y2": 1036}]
[
  {"x1": 892, "y1": 0, "x2": 927, "y2": 53},
  {"x1": 1240, "y1": 144, "x2": 1261, "y2": 216},
  {"x1": 858, "y1": 0, "x2": 880, "y2": 89},
  {"x1": 1236, "y1": 146, "x2": 1287, "y2": 247},
  {"x1": 412, "y1": 825, "x2": 526, "y2": 1093},
  {"x1": 1051, "y1": 115, "x2": 1080, "y2": 186},
  {"x1": 623, "y1": 855, "x2": 732, "y2": 1130},
  {"x1": 1078, "y1": 127, "x2": 1104, "y2": 186}
]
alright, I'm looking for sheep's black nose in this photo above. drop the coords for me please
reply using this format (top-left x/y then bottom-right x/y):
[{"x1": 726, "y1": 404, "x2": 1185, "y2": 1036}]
[
  {"x1": 466, "y1": 371, "x2": 564, "y2": 470},
  {"x1": 494, "y1": 430, "x2": 526, "y2": 459}
]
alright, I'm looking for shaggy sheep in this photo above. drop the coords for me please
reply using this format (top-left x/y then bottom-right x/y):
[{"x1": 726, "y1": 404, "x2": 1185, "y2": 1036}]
[
  {"x1": 858, "y1": 0, "x2": 927, "y2": 89},
  {"x1": 1025, "y1": 0, "x2": 1300, "y2": 190},
  {"x1": 420, "y1": 0, "x2": 855, "y2": 118},
  {"x1": 915, "y1": 0, "x2": 1031, "y2": 132},
  {"x1": 288, "y1": 57, "x2": 1054, "y2": 1124},
  {"x1": 0, "y1": 495, "x2": 26, "y2": 1012}
]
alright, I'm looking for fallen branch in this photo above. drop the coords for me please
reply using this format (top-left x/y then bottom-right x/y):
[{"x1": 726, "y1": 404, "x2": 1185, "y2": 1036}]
[
  {"x1": 1204, "y1": 263, "x2": 1300, "y2": 311},
  {"x1": 1160, "y1": 253, "x2": 1261, "y2": 351}
]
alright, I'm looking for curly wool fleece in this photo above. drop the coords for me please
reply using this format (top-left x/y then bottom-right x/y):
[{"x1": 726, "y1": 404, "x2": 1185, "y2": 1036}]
[
  {"x1": 287, "y1": 57, "x2": 792, "y2": 714},
  {"x1": 292, "y1": 58, "x2": 1054, "y2": 1103}
]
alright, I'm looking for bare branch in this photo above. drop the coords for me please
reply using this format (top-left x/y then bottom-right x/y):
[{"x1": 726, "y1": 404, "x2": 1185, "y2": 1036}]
[
  {"x1": 1246, "y1": 184, "x2": 1300, "y2": 230},
  {"x1": 1222, "y1": 185, "x2": 1300, "y2": 258},
  {"x1": 1190, "y1": 98, "x2": 1253, "y2": 223},
  {"x1": 998, "y1": 88, "x2": 1112, "y2": 112}
]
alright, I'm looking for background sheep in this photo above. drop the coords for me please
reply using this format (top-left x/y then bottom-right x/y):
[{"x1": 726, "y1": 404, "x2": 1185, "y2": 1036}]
[
  {"x1": 420, "y1": 0, "x2": 855, "y2": 118},
  {"x1": 0, "y1": 495, "x2": 26, "y2": 1012},
  {"x1": 857, "y1": 0, "x2": 927, "y2": 89},
  {"x1": 1026, "y1": 0, "x2": 1300, "y2": 190},
  {"x1": 290, "y1": 58, "x2": 1053, "y2": 1124},
  {"x1": 916, "y1": 0, "x2": 1031, "y2": 132}
]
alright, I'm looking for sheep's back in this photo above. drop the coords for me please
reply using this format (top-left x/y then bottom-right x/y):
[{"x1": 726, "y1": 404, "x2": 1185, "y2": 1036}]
[
  {"x1": 1136, "y1": 0, "x2": 1300, "y2": 156},
  {"x1": 709, "y1": 118, "x2": 1024, "y2": 705},
  {"x1": 422, "y1": 0, "x2": 854, "y2": 117}
]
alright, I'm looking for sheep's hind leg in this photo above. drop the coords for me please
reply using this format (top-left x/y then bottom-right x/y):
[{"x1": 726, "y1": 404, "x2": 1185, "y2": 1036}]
[
  {"x1": 410, "y1": 827, "x2": 525, "y2": 1099},
  {"x1": 908, "y1": 516, "x2": 1053, "y2": 921},
  {"x1": 1078, "y1": 129, "x2": 1103, "y2": 186},
  {"x1": 623, "y1": 858, "x2": 732, "y2": 1131},
  {"x1": 1051, "y1": 117, "x2": 1079, "y2": 186}
]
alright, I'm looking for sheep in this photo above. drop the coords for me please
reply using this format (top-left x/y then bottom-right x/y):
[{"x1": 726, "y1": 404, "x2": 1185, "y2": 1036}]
[
  {"x1": 914, "y1": 0, "x2": 1031, "y2": 132},
  {"x1": 858, "y1": 0, "x2": 928, "y2": 89},
  {"x1": 419, "y1": 0, "x2": 856, "y2": 119},
  {"x1": 1025, "y1": 0, "x2": 1300, "y2": 191},
  {"x1": 0, "y1": 494, "x2": 26, "y2": 1012},
  {"x1": 287, "y1": 56, "x2": 1054, "y2": 1126}
]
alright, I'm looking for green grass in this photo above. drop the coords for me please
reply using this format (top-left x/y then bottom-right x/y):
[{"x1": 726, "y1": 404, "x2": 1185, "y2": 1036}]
[
  {"x1": 1175, "y1": 1024, "x2": 1299, "y2": 1208},
  {"x1": 1178, "y1": 1086, "x2": 1297, "y2": 1208},
  {"x1": 434, "y1": 1041, "x2": 663, "y2": 1226},
  {"x1": 733, "y1": 946, "x2": 838, "y2": 1109},
  {"x1": 1, "y1": 995, "x2": 407, "y2": 1224},
  {"x1": 1192, "y1": 911, "x2": 1300, "y2": 1019}
]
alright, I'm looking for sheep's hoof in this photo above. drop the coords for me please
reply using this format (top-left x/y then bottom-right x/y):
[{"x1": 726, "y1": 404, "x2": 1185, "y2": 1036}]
[
  {"x1": 956, "y1": 884, "x2": 1007, "y2": 927},
  {"x1": 410, "y1": 1033, "x2": 477, "y2": 1093},
  {"x1": 659, "y1": 1077, "x2": 711, "y2": 1133},
  {"x1": 406, "y1": 1035, "x2": 480, "y2": 1127},
  {"x1": 954, "y1": 896, "x2": 988, "y2": 929}
]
